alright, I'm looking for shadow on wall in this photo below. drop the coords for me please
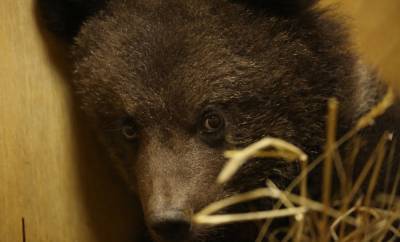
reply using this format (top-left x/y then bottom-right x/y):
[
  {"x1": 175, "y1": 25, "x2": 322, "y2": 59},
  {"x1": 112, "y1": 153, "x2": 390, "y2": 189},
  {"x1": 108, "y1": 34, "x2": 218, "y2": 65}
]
[{"x1": 33, "y1": 3, "x2": 145, "y2": 242}]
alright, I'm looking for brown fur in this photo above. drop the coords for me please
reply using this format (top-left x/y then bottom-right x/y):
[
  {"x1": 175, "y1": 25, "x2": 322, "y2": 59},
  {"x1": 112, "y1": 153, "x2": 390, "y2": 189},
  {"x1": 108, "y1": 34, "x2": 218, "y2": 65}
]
[{"x1": 38, "y1": 0, "x2": 400, "y2": 241}]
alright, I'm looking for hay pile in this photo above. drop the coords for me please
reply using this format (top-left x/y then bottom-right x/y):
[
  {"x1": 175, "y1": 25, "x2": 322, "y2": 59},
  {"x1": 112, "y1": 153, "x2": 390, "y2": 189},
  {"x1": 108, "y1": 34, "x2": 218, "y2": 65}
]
[{"x1": 193, "y1": 89, "x2": 400, "y2": 242}]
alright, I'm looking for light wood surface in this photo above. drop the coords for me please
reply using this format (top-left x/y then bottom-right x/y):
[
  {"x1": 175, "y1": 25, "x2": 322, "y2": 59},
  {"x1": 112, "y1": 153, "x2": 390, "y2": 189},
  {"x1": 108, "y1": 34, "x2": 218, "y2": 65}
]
[
  {"x1": 0, "y1": 0, "x2": 399, "y2": 242},
  {"x1": 0, "y1": 1, "x2": 142, "y2": 242},
  {"x1": 320, "y1": 0, "x2": 400, "y2": 87}
]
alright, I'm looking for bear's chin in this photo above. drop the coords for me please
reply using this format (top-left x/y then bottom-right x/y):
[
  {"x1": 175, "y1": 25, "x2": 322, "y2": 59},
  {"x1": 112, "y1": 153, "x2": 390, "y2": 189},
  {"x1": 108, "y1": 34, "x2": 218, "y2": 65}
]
[{"x1": 148, "y1": 222, "x2": 260, "y2": 242}]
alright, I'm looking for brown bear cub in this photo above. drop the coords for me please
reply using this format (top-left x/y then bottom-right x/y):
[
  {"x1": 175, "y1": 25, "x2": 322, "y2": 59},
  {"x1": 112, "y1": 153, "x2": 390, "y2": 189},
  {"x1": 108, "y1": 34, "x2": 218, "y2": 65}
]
[{"x1": 38, "y1": 0, "x2": 399, "y2": 241}]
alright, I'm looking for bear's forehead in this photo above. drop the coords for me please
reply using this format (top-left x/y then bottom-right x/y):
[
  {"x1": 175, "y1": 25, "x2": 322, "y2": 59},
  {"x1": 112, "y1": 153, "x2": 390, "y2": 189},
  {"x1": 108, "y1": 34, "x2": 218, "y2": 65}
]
[
  {"x1": 72, "y1": 0, "x2": 310, "y2": 123},
  {"x1": 73, "y1": 14, "x2": 280, "y2": 115},
  {"x1": 74, "y1": 35, "x2": 268, "y2": 123}
]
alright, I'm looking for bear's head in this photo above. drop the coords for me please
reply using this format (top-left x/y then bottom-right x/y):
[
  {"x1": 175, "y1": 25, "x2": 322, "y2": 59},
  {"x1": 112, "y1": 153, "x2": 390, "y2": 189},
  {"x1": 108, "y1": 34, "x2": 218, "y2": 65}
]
[{"x1": 37, "y1": 0, "x2": 374, "y2": 241}]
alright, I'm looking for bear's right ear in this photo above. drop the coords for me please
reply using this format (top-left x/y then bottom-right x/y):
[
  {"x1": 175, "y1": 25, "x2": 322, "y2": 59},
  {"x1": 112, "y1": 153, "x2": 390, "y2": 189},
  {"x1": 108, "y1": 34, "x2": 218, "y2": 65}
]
[{"x1": 37, "y1": 0, "x2": 107, "y2": 41}]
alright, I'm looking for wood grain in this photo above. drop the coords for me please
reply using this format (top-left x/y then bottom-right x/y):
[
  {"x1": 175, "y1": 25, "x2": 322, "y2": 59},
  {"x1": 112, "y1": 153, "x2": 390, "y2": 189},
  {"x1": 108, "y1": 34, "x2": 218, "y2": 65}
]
[
  {"x1": 0, "y1": 0, "x2": 399, "y2": 241},
  {"x1": 320, "y1": 0, "x2": 400, "y2": 87},
  {"x1": 0, "y1": 1, "x2": 142, "y2": 242}
]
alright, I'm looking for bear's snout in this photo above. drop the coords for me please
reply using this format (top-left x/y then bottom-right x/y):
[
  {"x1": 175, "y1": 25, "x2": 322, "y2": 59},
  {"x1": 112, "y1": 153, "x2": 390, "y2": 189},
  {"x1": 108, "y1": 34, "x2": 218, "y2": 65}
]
[{"x1": 148, "y1": 209, "x2": 192, "y2": 241}]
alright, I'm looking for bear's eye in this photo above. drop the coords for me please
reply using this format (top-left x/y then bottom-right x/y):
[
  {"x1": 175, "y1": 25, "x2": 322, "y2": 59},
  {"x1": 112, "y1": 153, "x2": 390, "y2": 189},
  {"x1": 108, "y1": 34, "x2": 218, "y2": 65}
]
[
  {"x1": 201, "y1": 112, "x2": 225, "y2": 134},
  {"x1": 121, "y1": 120, "x2": 138, "y2": 141}
]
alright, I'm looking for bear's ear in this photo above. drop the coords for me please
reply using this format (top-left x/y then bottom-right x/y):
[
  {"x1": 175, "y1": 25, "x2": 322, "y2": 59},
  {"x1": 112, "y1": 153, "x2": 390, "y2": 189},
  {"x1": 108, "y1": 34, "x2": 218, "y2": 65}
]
[
  {"x1": 235, "y1": 0, "x2": 318, "y2": 14},
  {"x1": 37, "y1": 0, "x2": 107, "y2": 41}
]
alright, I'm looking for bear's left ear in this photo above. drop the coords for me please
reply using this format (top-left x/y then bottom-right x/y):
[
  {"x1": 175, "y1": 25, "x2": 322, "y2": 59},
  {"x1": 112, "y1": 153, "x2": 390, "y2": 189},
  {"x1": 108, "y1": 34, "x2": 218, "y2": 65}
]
[
  {"x1": 236, "y1": 0, "x2": 318, "y2": 14},
  {"x1": 37, "y1": 0, "x2": 107, "y2": 41}
]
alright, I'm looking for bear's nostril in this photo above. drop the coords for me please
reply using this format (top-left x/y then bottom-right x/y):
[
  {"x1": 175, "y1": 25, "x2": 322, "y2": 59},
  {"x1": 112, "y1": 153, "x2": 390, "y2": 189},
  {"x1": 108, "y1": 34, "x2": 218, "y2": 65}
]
[{"x1": 149, "y1": 210, "x2": 191, "y2": 241}]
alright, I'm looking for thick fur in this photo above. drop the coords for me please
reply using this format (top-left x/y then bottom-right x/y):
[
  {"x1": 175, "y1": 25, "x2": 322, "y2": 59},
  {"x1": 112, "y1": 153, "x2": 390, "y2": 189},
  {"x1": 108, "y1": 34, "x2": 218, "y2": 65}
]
[{"x1": 38, "y1": 0, "x2": 400, "y2": 241}]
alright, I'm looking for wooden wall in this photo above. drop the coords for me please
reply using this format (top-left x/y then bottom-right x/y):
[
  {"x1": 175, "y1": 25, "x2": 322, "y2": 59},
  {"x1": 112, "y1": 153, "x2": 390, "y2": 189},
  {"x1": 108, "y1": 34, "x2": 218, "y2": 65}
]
[
  {"x1": 0, "y1": 0, "x2": 399, "y2": 242},
  {"x1": 0, "y1": 1, "x2": 142, "y2": 242},
  {"x1": 320, "y1": 0, "x2": 400, "y2": 88}
]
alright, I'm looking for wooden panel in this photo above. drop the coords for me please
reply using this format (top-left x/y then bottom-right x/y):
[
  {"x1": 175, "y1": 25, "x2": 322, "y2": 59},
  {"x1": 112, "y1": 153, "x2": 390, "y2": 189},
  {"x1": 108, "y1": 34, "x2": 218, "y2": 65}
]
[
  {"x1": 0, "y1": 1, "x2": 142, "y2": 242},
  {"x1": 0, "y1": 0, "x2": 398, "y2": 242},
  {"x1": 320, "y1": 0, "x2": 400, "y2": 88}
]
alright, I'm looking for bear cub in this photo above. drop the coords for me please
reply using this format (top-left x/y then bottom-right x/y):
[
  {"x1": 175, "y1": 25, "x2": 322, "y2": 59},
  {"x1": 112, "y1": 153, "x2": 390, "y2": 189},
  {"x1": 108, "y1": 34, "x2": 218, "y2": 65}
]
[{"x1": 38, "y1": 0, "x2": 399, "y2": 241}]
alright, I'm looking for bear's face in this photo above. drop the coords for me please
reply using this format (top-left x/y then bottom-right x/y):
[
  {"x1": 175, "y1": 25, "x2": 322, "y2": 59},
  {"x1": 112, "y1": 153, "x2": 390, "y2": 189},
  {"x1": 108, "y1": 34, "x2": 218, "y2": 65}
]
[{"x1": 39, "y1": 0, "x2": 360, "y2": 241}]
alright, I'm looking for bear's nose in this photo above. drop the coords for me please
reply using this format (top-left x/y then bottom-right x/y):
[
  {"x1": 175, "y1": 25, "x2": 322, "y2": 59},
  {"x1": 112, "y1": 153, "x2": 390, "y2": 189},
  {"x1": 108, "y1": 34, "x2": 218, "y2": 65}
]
[{"x1": 149, "y1": 210, "x2": 191, "y2": 241}]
